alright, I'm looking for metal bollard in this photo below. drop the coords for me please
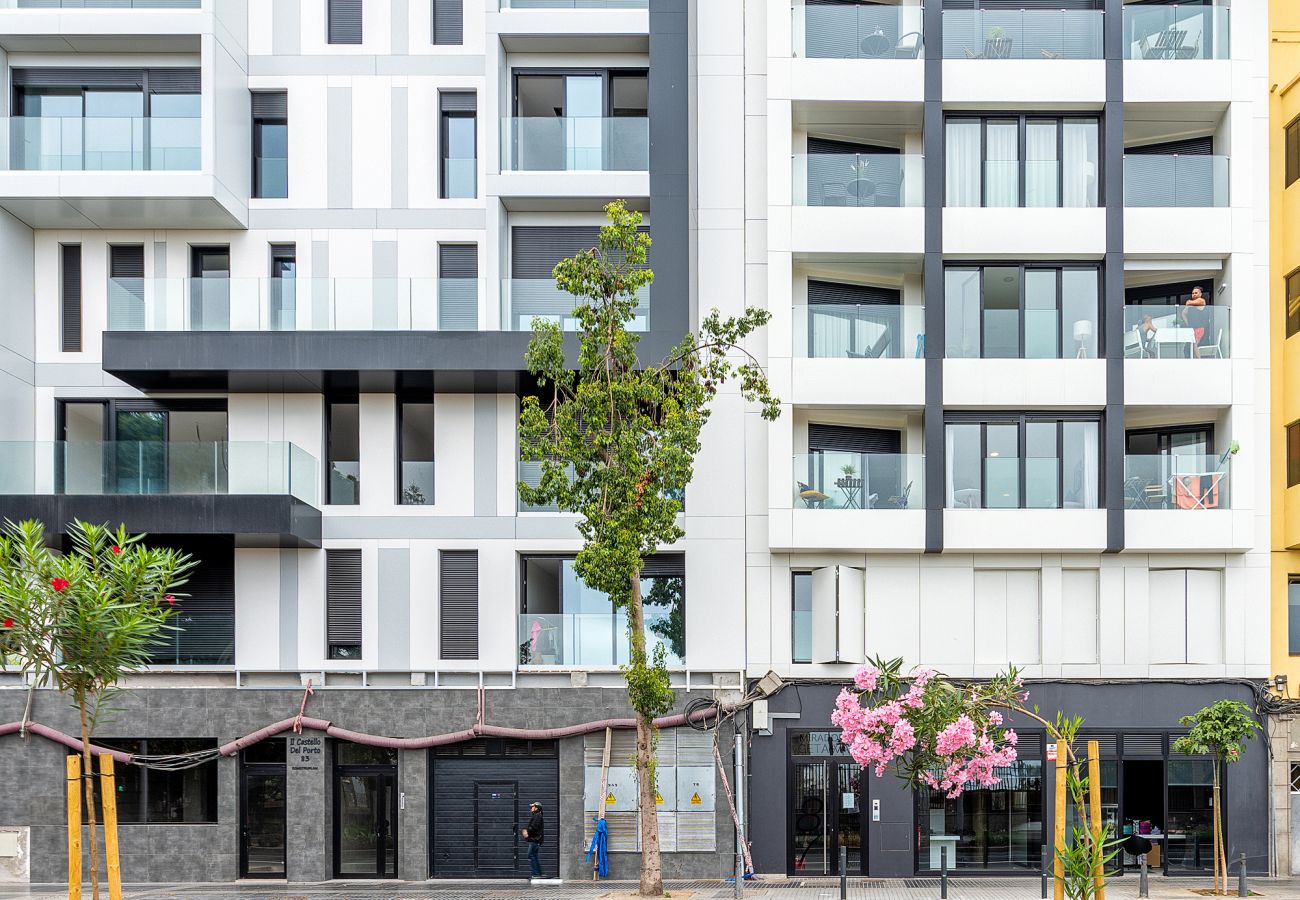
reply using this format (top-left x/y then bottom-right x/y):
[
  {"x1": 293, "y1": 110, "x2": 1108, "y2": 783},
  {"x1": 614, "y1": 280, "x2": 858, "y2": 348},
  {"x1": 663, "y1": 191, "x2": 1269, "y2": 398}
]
[
  {"x1": 840, "y1": 845, "x2": 848, "y2": 900},
  {"x1": 940, "y1": 845, "x2": 948, "y2": 900},
  {"x1": 1041, "y1": 845, "x2": 1049, "y2": 899},
  {"x1": 1139, "y1": 852, "x2": 1149, "y2": 899},
  {"x1": 1238, "y1": 852, "x2": 1247, "y2": 898}
]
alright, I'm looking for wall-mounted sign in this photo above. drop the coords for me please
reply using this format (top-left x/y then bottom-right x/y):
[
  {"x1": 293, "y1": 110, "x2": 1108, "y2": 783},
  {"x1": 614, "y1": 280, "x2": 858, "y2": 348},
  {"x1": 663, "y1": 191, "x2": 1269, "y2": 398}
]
[{"x1": 288, "y1": 734, "x2": 324, "y2": 771}]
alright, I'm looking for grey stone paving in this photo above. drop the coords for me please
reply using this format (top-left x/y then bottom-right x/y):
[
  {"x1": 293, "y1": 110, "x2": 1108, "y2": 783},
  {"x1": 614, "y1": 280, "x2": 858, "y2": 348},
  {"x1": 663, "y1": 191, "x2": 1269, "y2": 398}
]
[{"x1": 0, "y1": 877, "x2": 1296, "y2": 900}]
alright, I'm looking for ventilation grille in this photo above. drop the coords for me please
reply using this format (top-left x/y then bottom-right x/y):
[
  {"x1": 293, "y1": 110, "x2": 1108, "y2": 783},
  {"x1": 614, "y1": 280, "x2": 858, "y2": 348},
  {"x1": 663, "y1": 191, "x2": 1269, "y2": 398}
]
[
  {"x1": 60, "y1": 245, "x2": 82, "y2": 353},
  {"x1": 439, "y1": 550, "x2": 479, "y2": 660}
]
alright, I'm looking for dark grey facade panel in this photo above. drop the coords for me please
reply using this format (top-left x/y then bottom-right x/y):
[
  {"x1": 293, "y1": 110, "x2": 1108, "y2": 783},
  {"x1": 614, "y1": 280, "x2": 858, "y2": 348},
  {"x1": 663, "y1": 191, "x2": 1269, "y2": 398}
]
[
  {"x1": 328, "y1": 0, "x2": 363, "y2": 44},
  {"x1": 60, "y1": 244, "x2": 81, "y2": 353},
  {"x1": 251, "y1": 90, "x2": 289, "y2": 119},
  {"x1": 432, "y1": 0, "x2": 464, "y2": 46},
  {"x1": 439, "y1": 549, "x2": 478, "y2": 660},
  {"x1": 1104, "y1": 0, "x2": 1125, "y2": 551},
  {"x1": 922, "y1": 0, "x2": 944, "y2": 553},
  {"x1": 326, "y1": 549, "x2": 363, "y2": 648},
  {"x1": 648, "y1": 0, "x2": 689, "y2": 338}
]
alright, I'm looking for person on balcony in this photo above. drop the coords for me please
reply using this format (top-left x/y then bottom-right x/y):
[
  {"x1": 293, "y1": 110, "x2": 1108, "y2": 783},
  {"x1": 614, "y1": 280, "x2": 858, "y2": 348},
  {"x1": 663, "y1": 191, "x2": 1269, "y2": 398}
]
[
  {"x1": 1179, "y1": 285, "x2": 1209, "y2": 350},
  {"x1": 1138, "y1": 313, "x2": 1159, "y2": 358}
]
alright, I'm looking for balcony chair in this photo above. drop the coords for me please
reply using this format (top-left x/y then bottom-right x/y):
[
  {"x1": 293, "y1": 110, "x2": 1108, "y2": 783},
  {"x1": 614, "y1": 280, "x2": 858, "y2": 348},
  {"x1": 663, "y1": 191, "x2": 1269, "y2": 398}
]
[
  {"x1": 894, "y1": 32, "x2": 923, "y2": 59},
  {"x1": 798, "y1": 481, "x2": 830, "y2": 508},
  {"x1": 860, "y1": 31, "x2": 892, "y2": 58},
  {"x1": 1175, "y1": 34, "x2": 1201, "y2": 60},
  {"x1": 886, "y1": 480, "x2": 913, "y2": 510},
  {"x1": 1151, "y1": 28, "x2": 1186, "y2": 59},
  {"x1": 1124, "y1": 475, "x2": 1149, "y2": 509},
  {"x1": 845, "y1": 329, "x2": 891, "y2": 359},
  {"x1": 1197, "y1": 328, "x2": 1225, "y2": 359},
  {"x1": 820, "y1": 182, "x2": 848, "y2": 207}
]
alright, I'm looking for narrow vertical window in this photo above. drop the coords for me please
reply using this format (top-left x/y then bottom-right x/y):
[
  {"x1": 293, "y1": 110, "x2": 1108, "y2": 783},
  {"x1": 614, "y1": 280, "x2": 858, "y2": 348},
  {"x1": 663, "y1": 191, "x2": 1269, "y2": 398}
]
[
  {"x1": 398, "y1": 401, "x2": 435, "y2": 505},
  {"x1": 440, "y1": 550, "x2": 478, "y2": 660},
  {"x1": 107, "y1": 245, "x2": 145, "y2": 332},
  {"x1": 326, "y1": 549, "x2": 362, "y2": 660},
  {"x1": 1289, "y1": 422, "x2": 1300, "y2": 489},
  {"x1": 1287, "y1": 117, "x2": 1300, "y2": 189},
  {"x1": 328, "y1": 400, "x2": 361, "y2": 504},
  {"x1": 792, "y1": 571, "x2": 812, "y2": 663},
  {"x1": 438, "y1": 244, "x2": 478, "y2": 330},
  {"x1": 440, "y1": 92, "x2": 476, "y2": 199},
  {"x1": 61, "y1": 244, "x2": 82, "y2": 351},
  {"x1": 328, "y1": 0, "x2": 362, "y2": 45},
  {"x1": 432, "y1": 0, "x2": 464, "y2": 46},
  {"x1": 270, "y1": 244, "x2": 296, "y2": 331},
  {"x1": 1288, "y1": 269, "x2": 1300, "y2": 339},
  {"x1": 252, "y1": 91, "x2": 288, "y2": 199},
  {"x1": 1290, "y1": 577, "x2": 1300, "y2": 656}
]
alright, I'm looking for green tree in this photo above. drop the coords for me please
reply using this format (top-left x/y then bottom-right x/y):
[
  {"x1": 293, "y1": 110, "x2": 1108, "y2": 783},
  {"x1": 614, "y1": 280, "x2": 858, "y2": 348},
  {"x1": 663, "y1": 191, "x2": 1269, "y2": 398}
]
[
  {"x1": 0, "y1": 519, "x2": 193, "y2": 900},
  {"x1": 519, "y1": 201, "x2": 779, "y2": 896},
  {"x1": 1172, "y1": 699, "x2": 1261, "y2": 895}
]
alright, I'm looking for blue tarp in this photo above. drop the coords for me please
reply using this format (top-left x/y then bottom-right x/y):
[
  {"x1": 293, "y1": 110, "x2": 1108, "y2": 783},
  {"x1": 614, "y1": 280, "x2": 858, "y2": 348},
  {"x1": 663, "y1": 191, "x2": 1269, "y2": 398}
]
[{"x1": 585, "y1": 817, "x2": 609, "y2": 878}]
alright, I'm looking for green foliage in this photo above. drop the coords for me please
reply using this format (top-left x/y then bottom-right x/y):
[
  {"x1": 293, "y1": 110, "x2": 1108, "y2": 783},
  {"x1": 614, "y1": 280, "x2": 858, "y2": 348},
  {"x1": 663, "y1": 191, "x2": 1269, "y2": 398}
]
[
  {"x1": 518, "y1": 200, "x2": 779, "y2": 723},
  {"x1": 1172, "y1": 699, "x2": 1261, "y2": 763}
]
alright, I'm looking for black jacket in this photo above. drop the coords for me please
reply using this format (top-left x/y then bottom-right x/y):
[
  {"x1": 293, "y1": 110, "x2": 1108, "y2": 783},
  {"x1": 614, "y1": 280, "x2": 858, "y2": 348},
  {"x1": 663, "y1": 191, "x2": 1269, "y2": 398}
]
[{"x1": 525, "y1": 811, "x2": 544, "y2": 844}]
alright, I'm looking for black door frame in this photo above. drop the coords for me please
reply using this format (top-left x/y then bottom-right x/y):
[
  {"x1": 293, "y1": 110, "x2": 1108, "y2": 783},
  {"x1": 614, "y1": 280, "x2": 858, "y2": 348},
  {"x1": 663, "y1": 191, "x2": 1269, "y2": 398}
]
[
  {"x1": 332, "y1": 766, "x2": 399, "y2": 879},
  {"x1": 786, "y1": 730, "x2": 864, "y2": 876},
  {"x1": 239, "y1": 763, "x2": 287, "y2": 879}
]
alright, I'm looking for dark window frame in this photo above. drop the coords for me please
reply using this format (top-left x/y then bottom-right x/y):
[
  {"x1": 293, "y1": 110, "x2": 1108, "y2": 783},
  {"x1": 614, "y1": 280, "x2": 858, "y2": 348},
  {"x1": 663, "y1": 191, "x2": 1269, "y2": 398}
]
[
  {"x1": 1290, "y1": 576, "x2": 1300, "y2": 656},
  {"x1": 1287, "y1": 268, "x2": 1300, "y2": 339},
  {"x1": 439, "y1": 102, "x2": 476, "y2": 199},
  {"x1": 73, "y1": 738, "x2": 219, "y2": 824},
  {"x1": 1289, "y1": 421, "x2": 1300, "y2": 489},
  {"x1": 252, "y1": 110, "x2": 288, "y2": 199},
  {"x1": 397, "y1": 397, "x2": 435, "y2": 506},
  {"x1": 944, "y1": 262, "x2": 1104, "y2": 359},
  {"x1": 1287, "y1": 114, "x2": 1300, "y2": 189},
  {"x1": 60, "y1": 243, "x2": 82, "y2": 352},
  {"x1": 511, "y1": 68, "x2": 650, "y2": 119},
  {"x1": 326, "y1": 548, "x2": 363, "y2": 660},
  {"x1": 326, "y1": 397, "x2": 361, "y2": 506}
]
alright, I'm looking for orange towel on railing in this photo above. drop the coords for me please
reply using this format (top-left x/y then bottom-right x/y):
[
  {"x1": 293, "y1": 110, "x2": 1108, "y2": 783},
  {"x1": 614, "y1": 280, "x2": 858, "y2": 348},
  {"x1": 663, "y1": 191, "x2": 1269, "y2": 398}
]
[{"x1": 1173, "y1": 475, "x2": 1199, "y2": 509}]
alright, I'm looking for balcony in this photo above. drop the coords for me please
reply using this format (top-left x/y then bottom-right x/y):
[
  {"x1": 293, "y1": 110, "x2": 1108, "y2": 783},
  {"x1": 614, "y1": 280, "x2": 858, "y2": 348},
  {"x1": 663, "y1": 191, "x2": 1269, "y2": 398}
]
[
  {"x1": 1124, "y1": 155, "x2": 1227, "y2": 208},
  {"x1": 495, "y1": 117, "x2": 648, "y2": 201},
  {"x1": 5, "y1": 115, "x2": 198, "y2": 171},
  {"x1": 518, "y1": 611, "x2": 679, "y2": 667},
  {"x1": 941, "y1": 9, "x2": 1103, "y2": 59},
  {"x1": 1124, "y1": 453, "x2": 1244, "y2": 551},
  {"x1": 502, "y1": 278, "x2": 648, "y2": 332},
  {"x1": 1123, "y1": 305, "x2": 1229, "y2": 359},
  {"x1": 773, "y1": 452, "x2": 925, "y2": 551},
  {"x1": 0, "y1": 441, "x2": 321, "y2": 547},
  {"x1": 794, "y1": 303, "x2": 924, "y2": 360},
  {"x1": 792, "y1": 3, "x2": 923, "y2": 59},
  {"x1": 1123, "y1": 4, "x2": 1228, "y2": 60},
  {"x1": 791, "y1": 153, "x2": 924, "y2": 253}
]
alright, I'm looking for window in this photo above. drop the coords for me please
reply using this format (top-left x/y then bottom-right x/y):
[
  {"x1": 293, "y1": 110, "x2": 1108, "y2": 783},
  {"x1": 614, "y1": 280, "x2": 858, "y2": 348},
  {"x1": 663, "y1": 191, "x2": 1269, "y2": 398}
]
[
  {"x1": 511, "y1": 71, "x2": 649, "y2": 171},
  {"x1": 270, "y1": 244, "x2": 296, "y2": 330},
  {"x1": 439, "y1": 92, "x2": 476, "y2": 199},
  {"x1": 792, "y1": 571, "x2": 812, "y2": 663},
  {"x1": 1147, "y1": 569, "x2": 1223, "y2": 664},
  {"x1": 438, "y1": 244, "x2": 478, "y2": 330},
  {"x1": 974, "y1": 570, "x2": 1040, "y2": 664},
  {"x1": 1290, "y1": 422, "x2": 1300, "y2": 489},
  {"x1": 1288, "y1": 269, "x2": 1300, "y2": 339},
  {"x1": 328, "y1": 399, "x2": 360, "y2": 504},
  {"x1": 945, "y1": 266, "x2": 1100, "y2": 359},
  {"x1": 326, "y1": 549, "x2": 362, "y2": 660},
  {"x1": 399, "y1": 401, "x2": 434, "y2": 505},
  {"x1": 146, "y1": 537, "x2": 234, "y2": 665},
  {"x1": 1289, "y1": 577, "x2": 1300, "y2": 656},
  {"x1": 60, "y1": 244, "x2": 81, "y2": 352},
  {"x1": 190, "y1": 246, "x2": 230, "y2": 331},
  {"x1": 328, "y1": 0, "x2": 362, "y2": 44},
  {"x1": 440, "y1": 550, "x2": 479, "y2": 660},
  {"x1": 1288, "y1": 117, "x2": 1300, "y2": 189},
  {"x1": 107, "y1": 244, "x2": 145, "y2": 331},
  {"x1": 519, "y1": 555, "x2": 684, "y2": 666},
  {"x1": 946, "y1": 115, "x2": 1099, "y2": 208},
  {"x1": 75, "y1": 740, "x2": 217, "y2": 824},
  {"x1": 945, "y1": 416, "x2": 1100, "y2": 509},
  {"x1": 1291, "y1": 762, "x2": 1300, "y2": 793},
  {"x1": 252, "y1": 92, "x2": 288, "y2": 199},
  {"x1": 432, "y1": 0, "x2": 463, "y2": 45}
]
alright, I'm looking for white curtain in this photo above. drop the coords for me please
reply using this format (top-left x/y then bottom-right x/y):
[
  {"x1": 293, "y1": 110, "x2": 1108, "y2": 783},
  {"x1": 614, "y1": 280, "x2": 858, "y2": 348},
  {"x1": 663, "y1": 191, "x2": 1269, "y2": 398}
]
[
  {"x1": 1064, "y1": 422, "x2": 1099, "y2": 509},
  {"x1": 945, "y1": 425, "x2": 959, "y2": 507},
  {"x1": 1062, "y1": 121, "x2": 1099, "y2": 208},
  {"x1": 1025, "y1": 122, "x2": 1058, "y2": 208},
  {"x1": 985, "y1": 122, "x2": 1019, "y2": 207},
  {"x1": 945, "y1": 121, "x2": 981, "y2": 207}
]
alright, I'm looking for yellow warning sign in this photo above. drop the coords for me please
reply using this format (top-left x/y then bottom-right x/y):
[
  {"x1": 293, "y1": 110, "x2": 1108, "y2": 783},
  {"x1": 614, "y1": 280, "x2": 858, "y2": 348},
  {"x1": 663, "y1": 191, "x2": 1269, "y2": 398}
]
[
  {"x1": 606, "y1": 792, "x2": 616, "y2": 805},
  {"x1": 655, "y1": 792, "x2": 664, "y2": 805},
  {"x1": 690, "y1": 792, "x2": 702, "y2": 805}
]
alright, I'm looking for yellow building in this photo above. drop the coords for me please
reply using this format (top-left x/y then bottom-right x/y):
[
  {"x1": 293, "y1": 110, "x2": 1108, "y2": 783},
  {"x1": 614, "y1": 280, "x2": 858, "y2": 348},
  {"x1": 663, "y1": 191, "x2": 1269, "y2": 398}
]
[{"x1": 1273, "y1": 0, "x2": 1300, "y2": 876}]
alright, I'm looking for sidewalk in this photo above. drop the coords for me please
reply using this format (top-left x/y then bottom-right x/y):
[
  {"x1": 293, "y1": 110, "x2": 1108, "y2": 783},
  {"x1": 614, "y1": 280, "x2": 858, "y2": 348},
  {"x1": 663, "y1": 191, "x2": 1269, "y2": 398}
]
[{"x1": 2, "y1": 877, "x2": 1299, "y2": 900}]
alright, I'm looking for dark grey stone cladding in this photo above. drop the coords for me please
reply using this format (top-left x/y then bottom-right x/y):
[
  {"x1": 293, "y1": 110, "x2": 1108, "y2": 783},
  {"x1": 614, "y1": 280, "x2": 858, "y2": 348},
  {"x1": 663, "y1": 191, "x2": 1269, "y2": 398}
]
[
  {"x1": 748, "y1": 681, "x2": 1268, "y2": 878},
  {"x1": 0, "y1": 687, "x2": 736, "y2": 883}
]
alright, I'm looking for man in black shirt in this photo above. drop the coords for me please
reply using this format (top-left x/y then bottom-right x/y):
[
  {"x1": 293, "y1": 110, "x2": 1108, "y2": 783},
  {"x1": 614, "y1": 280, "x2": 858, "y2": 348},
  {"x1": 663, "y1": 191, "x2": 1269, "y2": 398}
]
[{"x1": 523, "y1": 801, "x2": 545, "y2": 879}]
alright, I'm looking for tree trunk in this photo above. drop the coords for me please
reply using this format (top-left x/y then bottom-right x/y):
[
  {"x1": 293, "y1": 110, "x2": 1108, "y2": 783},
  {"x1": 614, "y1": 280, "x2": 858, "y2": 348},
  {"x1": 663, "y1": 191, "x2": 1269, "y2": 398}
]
[
  {"x1": 1217, "y1": 761, "x2": 1227, "y2": 895},
  {"x1": 628, "y1": 573, "x2": 664, "y2": 897},
  {"x1": 1212, "y1": 762, "x2": 1223, "y2": 895},
  {"x1": 78, "y1": 696, "x2": 101, "y2": 900}
]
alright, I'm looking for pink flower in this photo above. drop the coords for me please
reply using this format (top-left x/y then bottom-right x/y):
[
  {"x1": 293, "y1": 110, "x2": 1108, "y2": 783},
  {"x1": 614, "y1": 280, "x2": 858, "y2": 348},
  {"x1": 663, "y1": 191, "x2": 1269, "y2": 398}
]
[
  {"x1": 110, "y1": 545, "x2": 122, "y2": 555},
  {"x1": 987, "y1": 711, "x2": 1003, "y2": 726},
  {"x1": 936, "y1": 715, "x2": 978, "y2": 756},
  {"x1": 853, "y1": 664, "x2": 880, "y2": 692},
  {"x1": 49, "y1": 577, "x2": 69, "y2": 593},
  {"x1": 1004, "y1": 729, "x2": 1018, "y2": 746},
  {"x1": 165, "y1": 595, "x2": 176, "y2": 606},
  {"x1": 913, "y1": 668, "x2": 936, "y2": 687}
]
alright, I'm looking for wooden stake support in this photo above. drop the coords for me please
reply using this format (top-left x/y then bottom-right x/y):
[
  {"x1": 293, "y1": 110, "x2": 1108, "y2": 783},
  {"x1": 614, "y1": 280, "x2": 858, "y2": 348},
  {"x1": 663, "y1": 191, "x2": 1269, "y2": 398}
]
[
  {"x1": 1053, "y1": 746, "x2": 1066, "y2": 900},
  {"x1": 1088, "y1": 740, "x2": 1106, "y2": 900},
  {"x1": 66, "y1": 754, "x2": 81, "y2": 900},
  {"x1": 99, "y1": 754, "x2": 122, "y2": 900},
  {"x1": 594, "y1": 726, "x2": 612, "y2": 881}
]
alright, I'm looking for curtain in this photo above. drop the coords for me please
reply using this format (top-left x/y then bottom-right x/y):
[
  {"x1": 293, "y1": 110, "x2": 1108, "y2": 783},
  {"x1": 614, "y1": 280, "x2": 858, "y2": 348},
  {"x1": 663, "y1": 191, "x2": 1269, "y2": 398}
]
[
  {"x1": 945, "y1": 425, "x2": 959, "y2": 508},
  {"x1": 1062, "y1": 120, "x2": 1099, "y2": 208},
  {"x1": 945, "y1": 121, "x2": 982, "y2": 207},
  {"x1": 985, "y1": 122, "x2": 1019, "y2": 207},
  {"x1": 1025, "y1": 121, "x2": 1058, "y2": 208},
  {"x1": 1063, "y1": 421, "x2": 1099, "y2": 509}
]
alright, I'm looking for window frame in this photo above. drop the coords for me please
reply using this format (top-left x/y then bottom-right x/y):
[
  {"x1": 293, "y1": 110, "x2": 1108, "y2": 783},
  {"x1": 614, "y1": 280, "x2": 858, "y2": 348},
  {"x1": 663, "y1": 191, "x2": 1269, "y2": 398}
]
[
  {"x1": 1289, "y1": 421, "x2": 1300, "y2": 489},
  {"x1": 1287, "y1": 114, "x2": 1300, "y2": 189},
  {"x1": 944, "y1": 263, "x2": 1103, "y2": 359},
  {"x1": 326, "y1": 397, "x2": 360, "y2": 505},
  {"x1": 73, "y1": 738, "x2": 219, "y2": 824},
  {"x1": 439, "y1": 105, "x2": 476, "y2": 199},
  {"x1": 1289, "y1": 576, "x2": 1300, "y2": 656},
  {"x1": 396, "y1": 397, "x2": 435, "y2": 505},
  {"x1": 1287, "y1": 268, "x2": 1300, "y2": 339},
  {"x1": 252, "y1": 114, "x2": 288, "y2": 199},
  {"x1": 791, "y1": 570, "x2": 812, "y2": 663}
]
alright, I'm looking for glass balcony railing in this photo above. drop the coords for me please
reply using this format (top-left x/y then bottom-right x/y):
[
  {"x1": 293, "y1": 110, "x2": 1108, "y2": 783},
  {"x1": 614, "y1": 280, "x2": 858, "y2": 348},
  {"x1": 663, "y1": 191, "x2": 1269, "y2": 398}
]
[
  {"x1": 1123, "y1": 305, "x2": 1229, "y2": 359},
  {"x1": 793, "y1": 3, "x2": 924, "y2": 59},
  {"x1": 502, "y1": 0, "x2": 646, "y2": 7},
  {"x1": 3, "y1": 116, "x2": 199, "y2": 171},
  {"x1": 794, "y1": 304, "x2": 925, "y2": 359},
  {"x1": 945, "y1": 310, "x2": 1099, "y2": 359},
  {"x1": 500, "y1": 117, "x2": 648, "y2": 172},
  {"x1": 1124, "y1": 454, "x2": 1230, "y2": 510},
  {"x1": 400, "y1": 461, "x2": 435, "y2": 506},
  {"x1": 793, "y1": 153, "x2": 923, "y2": 207},
  {"x1": 1123, "y1": 4, "x2": 1229, "y2": 60},
  {"x1": 1124, "y1": 154, "x2": 1228, "y2": 208},
  {"x1": 104, "y1": 277, "x2": 480, "y2": 332},
  {"x1": 10, "y1": 0, "x2": 200, "y2": 7},
  {"x1": 793, "y1": 452, "x2": 923, "y2": 510},
  {"x1": 0, "y1": 441, "x2": 318, "y2": 506},
  {"x1": 329, "y1": 461, "x2": 359, "y2": 506},
  {"x1": 947, "y1": 457, "x2": 1091, "y2": 509},
  {"x1": 444, "y1": 157, "x2": 477, "y2": 198},
  {"x1": 942, "y1": 9, "x2": 1104, "y2": 60},
  {"x1": 503, "y1": 279, "x2": 648, "y2": 332},
  {"x1": 518, "y1": 611, "x2": 681, "y2": 667}
]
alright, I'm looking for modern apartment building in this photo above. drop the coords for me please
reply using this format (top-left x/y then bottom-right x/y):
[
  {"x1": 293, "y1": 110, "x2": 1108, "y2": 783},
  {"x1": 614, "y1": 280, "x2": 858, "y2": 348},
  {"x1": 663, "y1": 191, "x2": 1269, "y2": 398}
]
[
  {"x1": 734, "y1": 0, "x2": 1272, "y2": 880},
  {"x1": 0, "y1": 0, "x2": 749, "y2": 884}
]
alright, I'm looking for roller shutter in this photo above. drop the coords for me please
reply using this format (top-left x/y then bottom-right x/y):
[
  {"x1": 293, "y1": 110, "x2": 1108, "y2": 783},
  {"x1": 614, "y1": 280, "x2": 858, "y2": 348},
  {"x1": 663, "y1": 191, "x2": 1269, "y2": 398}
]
[
  {"x1": 328, "y1": 0, "x2": 363, "y2": 44},
  {"x1": 326, "y1": 549, "x2": 363, "y2": 657},
  {"x1": 61, "y1": 245, "x2": 82, "y2": 352},
  {"x1": 433, "y1": 0, "x2": 464, "y2": 45},
  {"x1": 439, "y1": 550, "x2": 478, "y2": 659}
]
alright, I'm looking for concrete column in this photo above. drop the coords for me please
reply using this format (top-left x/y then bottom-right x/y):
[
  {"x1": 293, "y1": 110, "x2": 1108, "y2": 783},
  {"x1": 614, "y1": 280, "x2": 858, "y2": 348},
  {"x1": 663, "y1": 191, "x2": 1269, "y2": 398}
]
[{"x1": 398, "y1": 748, "x2": 428, "y2": 880}]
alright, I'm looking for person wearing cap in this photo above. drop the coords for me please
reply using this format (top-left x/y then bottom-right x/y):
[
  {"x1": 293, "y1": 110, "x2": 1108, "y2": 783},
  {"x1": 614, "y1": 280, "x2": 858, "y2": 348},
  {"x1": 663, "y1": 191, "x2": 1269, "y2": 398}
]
[{"x1": 522, "y1": 801, "x2": 545, "y2": 879}]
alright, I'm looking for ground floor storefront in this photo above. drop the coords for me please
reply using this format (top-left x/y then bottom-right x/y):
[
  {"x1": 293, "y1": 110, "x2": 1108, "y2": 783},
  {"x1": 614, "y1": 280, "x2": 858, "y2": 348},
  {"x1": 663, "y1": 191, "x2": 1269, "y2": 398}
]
[
  {"x1": 748, "y1": 681, "x2": 1269, "y2": 878},
  {"x1": 0, "y1": 687, "x2": 737, "y2": 884}
]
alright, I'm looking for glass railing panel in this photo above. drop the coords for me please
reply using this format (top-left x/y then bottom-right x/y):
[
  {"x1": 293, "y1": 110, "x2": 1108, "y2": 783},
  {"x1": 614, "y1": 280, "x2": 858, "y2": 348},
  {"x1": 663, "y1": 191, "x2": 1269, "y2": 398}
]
[
  {"x1": 287, "y1": 443, "x2": 319, "y2": 506},
  {"x1": 444, "y1": 157, "x2": 477, "y2": 198},
  {"x1": 400, "y1": 460, "x2": 435, "y2": 506},
  {"x1": 945, "y1": 310, "x2": 1098, "y2": 359},
  {"x1": 437, "y1": 277, "x2": 478, "y2": 330},
  {"x1": 504, "y1": 279, "x2": 649, "y2": 332},
  {"x1": 982, "y1": 160, "x2": 1020, "y2": 207},
  {"x1": 1123, "y1": 4, "x2": 1229, "y2": 60},
  {"x1": 5, "y1": 117, "x2": 199, "y2": 171},
  {"x1": 1123, "y1": 155, "x2": 1228, "y2": 208},
  {"x1": 503, "y1": 0, "x2": 646, "y2": 6},
  {"x1": 501, "y1": 117, "x2": 649, "y2": 171},
  {"x1": 329, "y1": 461, "x2": 360, "y2": 505},
  {"x1": 518, "y1": 459, "x2": 570, "y2": 512},
  {"x1": 0, "y1": 442, "x2": 38, "y2": 493},
  {"x1": 983, "y1": 457, "x2": 1021, "y2": 509},
  {"x1": 942, "y1": 9, "x2": 1104, "y2": 59},
  {"x1": 792, "y1": 452, "x2": 923, "y2": 510},
  {"x1": 793, "y1": 304, "x2": 925, "y2": 359},
  {"x1": 793, "y1": 3, "x2": 924, "y2": 59},
  {"x1": 189, "y1": 277, "x2": 231, "y2": 331},
  {"x1": 1124, "y1": 454, "x2": 1230, "y2": 510},
  {"x1": 1122, "y1": 305, "x2": 1229, "y2": 359},
  {"x1": 517, "y1": 612, "x2": 682, "y2": 667},
  {"x1": 792, "y1": 153, "x2": 923, "y2": 207},
  {"x1": 256, "y1": 157, "x2": 289, "y2": 197},
  {"x1": 1025, "y1": 457, "x2": 1060, "y2": 509},
  {"x1": 1025, "y1": 159, "x2": 1061, "y2": 208}
]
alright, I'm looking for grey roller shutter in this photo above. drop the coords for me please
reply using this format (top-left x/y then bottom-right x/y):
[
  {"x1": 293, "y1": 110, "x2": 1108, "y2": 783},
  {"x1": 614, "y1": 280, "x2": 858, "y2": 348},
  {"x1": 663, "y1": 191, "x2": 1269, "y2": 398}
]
[
  {"x1": 147, "y1": 69, "x2": 201, "y2": 94},
  {"x1": 1121, "y1": 733, "x2": 1165, "y2": 758},
  {"x1": 328, "y1": 0, "x2": 363, "y2": 44},
  {"x1": 148, "y1": 537, "x2": 234, "y2": 666},
  {"x1": 510, "y1": 226, "x2": 603, "y2": 278},
  {"x1": 439, "y1": 244, "x2": 477, "y2": 278},
  {"x1": 433, "y1": 0, "x2": 463, "y2": 45},
  {"x1": 439, "y1": 550, "x2": 478, "y2": 660},
  {"x1": 808, "y1": 280, "x2": 900, "y2": 306},
  {"x1": 326, "y1": 550, "x2": 363, "y2": 654},
  {"x1": 251, "y1": 91, "x2": 288, "y2": 119},
  {"x1": 438, "y1": 244, "x2": 478, "y2": 331},
  {"x1": 808, "y1": 425, "x2": 902, "y2": 454},
  {"x1": 639, "y1": 553, "x2": 684, "y2": 580},
  {"x1": 439, "y1": 91, "x2": 476, "y2": 113},
  {"x1": 12, "y1": 68, "x2": 143, "y2": 88},
  {"x1": 1127, "y1": 137, "x2": 1213, "y2": 156},
  {"x1": 109, "y1": 245, "x2": 144, "y2": 279},
  {"x1": 61, "y1": 245, "x2": 82, "y2": 352}
]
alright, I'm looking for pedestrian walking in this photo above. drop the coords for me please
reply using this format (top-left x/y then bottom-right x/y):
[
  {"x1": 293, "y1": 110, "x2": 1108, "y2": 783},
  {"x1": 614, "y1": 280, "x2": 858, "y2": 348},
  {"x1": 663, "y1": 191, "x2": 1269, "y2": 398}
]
[{"x1": 523, "y1": 800, "x2": 545, "y2": 880}]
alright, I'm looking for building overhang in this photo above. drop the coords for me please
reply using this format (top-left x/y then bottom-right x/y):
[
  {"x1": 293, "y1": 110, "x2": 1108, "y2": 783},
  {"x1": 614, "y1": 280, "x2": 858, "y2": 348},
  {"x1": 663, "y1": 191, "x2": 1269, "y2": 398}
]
[{"x1": 0, "y1": 172, "x2": 247, "y2": 229}]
